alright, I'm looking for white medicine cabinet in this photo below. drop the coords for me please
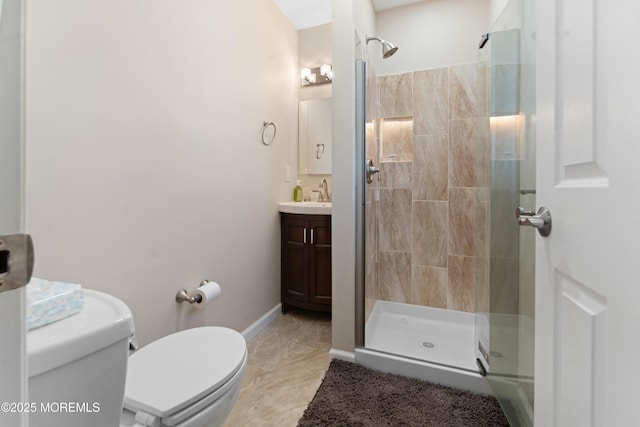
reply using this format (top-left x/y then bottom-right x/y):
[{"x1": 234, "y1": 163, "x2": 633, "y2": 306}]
[{"x1": 298, "y1": 98, "x2": 332, "y2": 175}]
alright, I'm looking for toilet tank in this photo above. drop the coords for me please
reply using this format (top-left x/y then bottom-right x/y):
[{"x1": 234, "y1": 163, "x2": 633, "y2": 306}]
[{"x1": 27, "y1": 289, "x2": 134, "y2": 427}]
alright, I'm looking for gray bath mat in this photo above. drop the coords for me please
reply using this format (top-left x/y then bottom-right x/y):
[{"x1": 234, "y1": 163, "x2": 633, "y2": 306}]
[{"x1": 298, "y1": 359, "x2": 510, "y2": 426}]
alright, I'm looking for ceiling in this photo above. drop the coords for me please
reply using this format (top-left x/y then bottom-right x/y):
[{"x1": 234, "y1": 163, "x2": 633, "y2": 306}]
[
  {"x1": 273, "y1": 0, "x2": 425, "y2": 30},
  {"x1": 272, "y1": 0, "x2": 331, "y2": 30},
  {"x1": 372, "y1": 0, "x2": 425, "y2": 11}
]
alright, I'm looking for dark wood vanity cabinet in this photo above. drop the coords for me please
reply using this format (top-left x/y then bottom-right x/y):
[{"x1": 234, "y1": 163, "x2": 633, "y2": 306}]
[{"x1": 280, "y1": 213, "x2": 331, "y2": 313}]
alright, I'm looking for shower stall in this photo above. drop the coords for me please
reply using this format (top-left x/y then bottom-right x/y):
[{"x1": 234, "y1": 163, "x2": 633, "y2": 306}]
[{"x1": 354, "y1": 1, "x2": 535, "y2": 425}]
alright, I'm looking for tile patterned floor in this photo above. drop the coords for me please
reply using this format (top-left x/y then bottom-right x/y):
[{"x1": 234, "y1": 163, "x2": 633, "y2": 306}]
[{"x1": 224, "y1": 308, "x2": 332, "y2": 426}]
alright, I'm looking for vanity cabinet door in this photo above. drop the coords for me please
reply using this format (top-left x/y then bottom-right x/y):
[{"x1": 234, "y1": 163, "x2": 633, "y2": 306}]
[
  {"x1": 308, "y1": 216, "x2": 332, "y2": 306},
  {"x1": 281, "y1": 216, "x2": 309, "y2": 305},
  {"x1": 281, "y1": 213, "x2": 331, "y2": 313}
]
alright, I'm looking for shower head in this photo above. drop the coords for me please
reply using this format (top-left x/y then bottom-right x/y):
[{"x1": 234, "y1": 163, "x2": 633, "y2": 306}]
[{"x1": 366, "y1": 36, "x2": 399, "y2": 59}]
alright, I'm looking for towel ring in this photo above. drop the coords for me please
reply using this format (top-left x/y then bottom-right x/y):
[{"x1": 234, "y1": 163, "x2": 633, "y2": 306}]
[{"x1": 262, "y1": 121, "x2": 276, "y2": 145}]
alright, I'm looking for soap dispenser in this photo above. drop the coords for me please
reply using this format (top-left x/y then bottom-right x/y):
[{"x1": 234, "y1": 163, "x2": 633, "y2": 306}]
[{"x1": 293, "y1": 180, "x2": 303, "y2": 202}]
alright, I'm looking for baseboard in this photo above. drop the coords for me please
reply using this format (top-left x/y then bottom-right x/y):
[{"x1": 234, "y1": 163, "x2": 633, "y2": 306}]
[
  {"x1": 329, "y1": 348, "x2": 355, "y2": 362},
  {"x1": 241, "y1": 303, "x2": 282, "y2": 343}
]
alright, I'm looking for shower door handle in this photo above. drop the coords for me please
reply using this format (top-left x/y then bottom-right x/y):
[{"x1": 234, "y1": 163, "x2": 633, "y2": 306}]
[
  {"x1": 366, "y1": 158, "x2": 379, "y2": 184},
  {"x1": 516, "y1": 206, "x2": 552, "y2": 237}
]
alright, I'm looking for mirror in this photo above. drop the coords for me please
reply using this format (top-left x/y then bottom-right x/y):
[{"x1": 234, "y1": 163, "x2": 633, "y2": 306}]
[{"x1": 299, "y1": 98, "x2": 331, "y2": 175}]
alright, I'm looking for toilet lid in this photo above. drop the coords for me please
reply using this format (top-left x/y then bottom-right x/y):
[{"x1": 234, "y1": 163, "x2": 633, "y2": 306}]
[{"x1": 124, "y1": 327, "x2": 246, "y2": 419}]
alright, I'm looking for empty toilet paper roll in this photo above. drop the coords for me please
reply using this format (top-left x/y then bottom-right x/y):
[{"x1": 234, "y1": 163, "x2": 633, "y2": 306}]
[{"x1": 193, "y1": 281, "x2": 221, "y2": 309}]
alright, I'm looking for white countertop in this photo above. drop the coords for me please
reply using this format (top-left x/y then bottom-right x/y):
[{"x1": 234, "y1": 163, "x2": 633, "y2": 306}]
[{"x1": 278, "y1": 201, "x2": 332, "y2": 215}]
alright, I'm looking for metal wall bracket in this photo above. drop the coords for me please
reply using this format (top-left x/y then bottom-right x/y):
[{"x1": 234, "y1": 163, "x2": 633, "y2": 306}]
[
  {"x1": 479, "y1": 33, "x2": 490, "y2": 49},
  {"x1": 175, "y1": 280, "x2": 210, "y2": 304}
]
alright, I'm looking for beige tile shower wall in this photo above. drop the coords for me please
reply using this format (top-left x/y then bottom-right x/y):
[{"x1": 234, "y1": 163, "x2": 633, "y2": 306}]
[{"x1": 377, "y1": 63, "x2": 489, "y2": 313}]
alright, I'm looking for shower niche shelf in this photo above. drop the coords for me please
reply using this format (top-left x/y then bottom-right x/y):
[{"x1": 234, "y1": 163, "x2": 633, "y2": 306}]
[{"x1": 280, "y1": 213, "x2": 331, "y2": 314}]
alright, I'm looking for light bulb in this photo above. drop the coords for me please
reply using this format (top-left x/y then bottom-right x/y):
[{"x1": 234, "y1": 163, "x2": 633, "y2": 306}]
[{"x1": 320, "y1": 64, "x2": 333, "y2": 81}]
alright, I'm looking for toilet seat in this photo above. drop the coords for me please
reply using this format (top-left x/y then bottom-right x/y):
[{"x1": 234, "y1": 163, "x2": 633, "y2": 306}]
[{"x1": 124, "y1": 327, "x2": 247, "y2": 426}]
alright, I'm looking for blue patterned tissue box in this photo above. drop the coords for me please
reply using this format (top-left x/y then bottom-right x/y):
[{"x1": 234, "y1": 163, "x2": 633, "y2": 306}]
[{"x1": 26, "y1": 278, "x2": 85, "y2": 330}]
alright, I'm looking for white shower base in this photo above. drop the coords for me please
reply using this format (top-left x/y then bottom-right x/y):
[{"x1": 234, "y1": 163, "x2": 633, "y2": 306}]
[{"x1": 359, "y1": 300, "x2": 490, "y2": 395}]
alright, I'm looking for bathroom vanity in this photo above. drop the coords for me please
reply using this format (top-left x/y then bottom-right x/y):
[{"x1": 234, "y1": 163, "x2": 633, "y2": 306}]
[{"x1": 279, "y1": 209, "x2": 331, "y2": 314}]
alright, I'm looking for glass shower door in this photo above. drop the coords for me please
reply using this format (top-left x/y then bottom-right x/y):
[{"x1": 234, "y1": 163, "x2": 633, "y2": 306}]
[
  {"x1": 359, "y1": 58, "x2": 380, "y2": 333},
  {"x1": 475, "y1": 0, "x2": 536, "y2": 425}
]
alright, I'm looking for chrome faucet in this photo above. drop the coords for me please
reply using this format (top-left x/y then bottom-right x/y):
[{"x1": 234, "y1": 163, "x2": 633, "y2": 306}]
[{"x1": 318, "y1": 178, "x2": 331, "y2": 202}]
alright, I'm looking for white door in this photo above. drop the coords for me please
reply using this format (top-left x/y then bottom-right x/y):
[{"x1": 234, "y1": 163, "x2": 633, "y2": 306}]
[
  {"x1": 535, "y1": 1, "x2": 640, "y2": 426},
  {"x1": 0, "y1": 0, "x2": 28, "y2": 426}
]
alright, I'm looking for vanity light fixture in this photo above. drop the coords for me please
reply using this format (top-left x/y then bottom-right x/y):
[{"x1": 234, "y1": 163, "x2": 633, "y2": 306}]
[
  {"x1": 301, "y1": 67, "x2": 316, "y2": 85},
  {"x1": 320, "y1": 64, "x2": 333, "y2": 81},
  {"x1": 301, "y1": 64, "x2": 333, "y2": 86}
]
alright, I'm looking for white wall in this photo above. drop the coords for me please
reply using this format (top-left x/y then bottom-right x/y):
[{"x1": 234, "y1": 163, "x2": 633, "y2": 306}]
[
  {"x1": 490, "y1": 0, "x2": 511, "y2": 26},
  {"x1": 374, "y1": 0, "x2": 492, "y2": 75},
  {"x1": 298, "y1": 23, "x2": 332, "y2": 191},
  {"x1": 25, "y1": 0, "x2": 298, "y2": 347},
  {"x1": 299, "y1": 24, "x2": 332, "y2": 103}
]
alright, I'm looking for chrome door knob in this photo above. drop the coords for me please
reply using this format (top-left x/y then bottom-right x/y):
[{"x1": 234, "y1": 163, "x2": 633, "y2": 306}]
[{"x1": 516, "y1": 206, "x2": 552, "y2": 237}]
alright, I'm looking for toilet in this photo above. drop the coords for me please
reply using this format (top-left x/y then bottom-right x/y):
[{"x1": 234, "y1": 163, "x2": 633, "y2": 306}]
[{"x1": 27, "y1": 289, "x2": 247, "y2": 427}]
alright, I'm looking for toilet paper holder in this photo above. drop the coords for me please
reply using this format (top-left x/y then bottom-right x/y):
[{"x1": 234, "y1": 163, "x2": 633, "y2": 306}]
[{"x1": 175, "y1": 280, "x2": 210, "y2": 304}]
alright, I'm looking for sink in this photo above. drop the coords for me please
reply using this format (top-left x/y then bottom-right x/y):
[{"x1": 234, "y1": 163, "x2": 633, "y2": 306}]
[{"x1": 278, "y1": 201, "x2": 332, "y2": 215}]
